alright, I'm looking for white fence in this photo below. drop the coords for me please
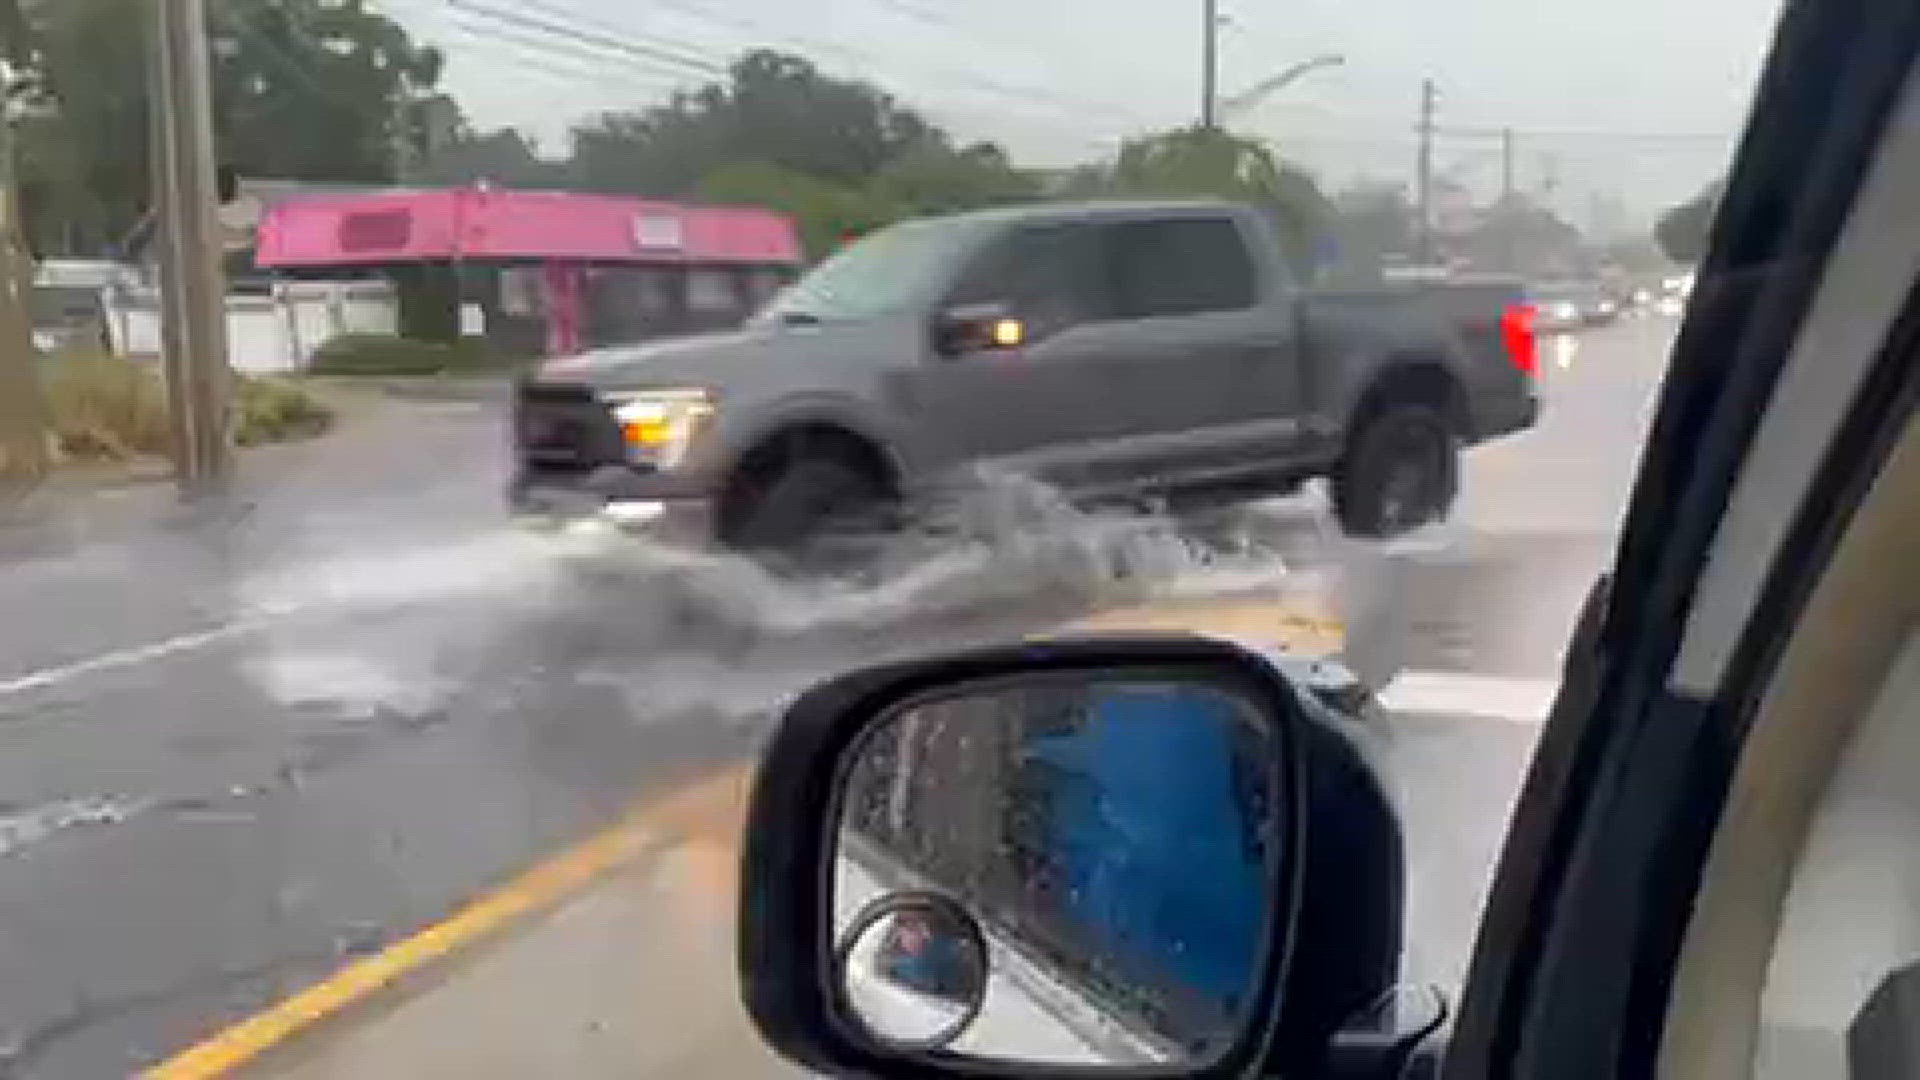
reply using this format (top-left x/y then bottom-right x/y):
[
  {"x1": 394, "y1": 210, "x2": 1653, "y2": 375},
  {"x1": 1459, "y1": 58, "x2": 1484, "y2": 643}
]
[{"x1": 107, "y1": 281, "x2": 398, "y2": 373}]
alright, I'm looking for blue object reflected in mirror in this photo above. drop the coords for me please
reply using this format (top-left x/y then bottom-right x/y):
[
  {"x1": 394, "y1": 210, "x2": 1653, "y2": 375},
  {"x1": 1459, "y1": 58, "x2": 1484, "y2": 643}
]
[{"x1": 834, "y1": 671, "x2": 1281, "y2": 1067}]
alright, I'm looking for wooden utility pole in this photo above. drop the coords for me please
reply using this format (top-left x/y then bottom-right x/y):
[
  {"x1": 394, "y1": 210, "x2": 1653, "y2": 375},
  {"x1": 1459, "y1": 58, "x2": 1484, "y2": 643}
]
[
  {"x1": 1501, "y1": 127, "x2": 1515, "y2": 200},
  {"x1": 149, "y1": 0, "x2": 232, "y2": 493},
  {"x1": 1416, "y1": 79, "x2": 1436, "y2": 263},
  {"x1": 0, "y1": 104, "x2": 50, "y2": 487},
  {"x1": 1201, "y1": 0, "x2": 1219, "y2": 128}
]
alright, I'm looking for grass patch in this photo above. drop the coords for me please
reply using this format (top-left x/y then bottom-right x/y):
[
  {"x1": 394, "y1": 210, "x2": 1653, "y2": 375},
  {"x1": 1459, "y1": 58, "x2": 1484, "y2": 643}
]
[
  {"x1": 35, "y1": 353, "x2": 333, "y2": 462},
  {"x1": 310, "y1": 333, "x2": 510, "y2": 377}
]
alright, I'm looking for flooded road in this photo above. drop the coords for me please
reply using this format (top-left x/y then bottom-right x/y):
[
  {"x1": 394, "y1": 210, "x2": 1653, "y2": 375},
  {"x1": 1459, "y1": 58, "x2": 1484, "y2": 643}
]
[{"x1": 0, "y1": 316, "x2": 1672, "y2": 1077}]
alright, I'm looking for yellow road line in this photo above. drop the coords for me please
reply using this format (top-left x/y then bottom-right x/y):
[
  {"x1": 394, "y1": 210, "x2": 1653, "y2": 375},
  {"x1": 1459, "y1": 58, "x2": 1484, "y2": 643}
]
[{"x1": 146, "y1": 765, "x2": 753, "y2": 1079}]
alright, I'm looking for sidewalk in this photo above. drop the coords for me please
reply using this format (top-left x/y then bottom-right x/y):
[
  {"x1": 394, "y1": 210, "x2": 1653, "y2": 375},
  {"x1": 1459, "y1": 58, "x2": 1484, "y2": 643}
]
[{"x1": 206, "y1": 593, "x2": 1342, "y2": 1080}]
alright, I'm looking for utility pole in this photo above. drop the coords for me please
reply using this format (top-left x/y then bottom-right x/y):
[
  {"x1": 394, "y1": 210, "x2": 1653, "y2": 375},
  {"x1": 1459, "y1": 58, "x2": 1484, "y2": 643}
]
[
  {"x1": 1501, "y1": 126, "x2": 1515, "y2": 201},
  {"x1": 1201, "y1": 0, "x2": 1219, "y2": 128},
  {"x1": 149, "y1": 0, "x2": 233, "y2": 493},
  {"x1": 1416, "y1": 78, "x2": 1436, "y2": 264},
  {"x1": 392, "y1": 84, "x2": 415, "y2": 184},
  {"x1": 0, "y1": 105, "x2": 50, "y2": 487}
]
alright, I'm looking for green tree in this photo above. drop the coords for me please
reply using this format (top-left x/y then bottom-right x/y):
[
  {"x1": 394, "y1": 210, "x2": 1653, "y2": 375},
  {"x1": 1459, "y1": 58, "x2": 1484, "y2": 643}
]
[
  {"x1": 1077, "y1": 126, "x2": 1334, "y2": 275},
  {"x1": 571, "y1": 49, "x2": 958, "y2": 198},
  {"x1": 1455, "y1": 193, "x2": 1586, "y2": 276},
  {"x1": 696, "y1": 160, "x2": 895, "y2": 260},
  {"x1": 417, "y1": 128, "x2": 566, "y2": 189},
  {"x1": 15, "y1": 0, "x2": 442, "y2": 252},
  {"x1": 869, "y1": 141, "x2": 1038, "y2": 216},
  {"x1": 1324, "y1": 182, "x2": 1417, "y2": 282},
  {"x1": 573, "y1": 49, "x2": 1036, "y2": 256},
  {"x1": 210, "y1": 0, "x2": 442, "y2": 182},
  {"x1": 1657, "y1": 179, "x2": 1723, "y2": 264}
]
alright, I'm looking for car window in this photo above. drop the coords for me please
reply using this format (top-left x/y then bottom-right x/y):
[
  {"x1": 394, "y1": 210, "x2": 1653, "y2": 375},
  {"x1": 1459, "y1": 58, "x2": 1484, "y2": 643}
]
[
  {"x1": 944, "y1": 224, "x2": 1111, "y2": 337},
  {"x1": 1105, "y1": 218, "x2": 1258, "y2": 319}
]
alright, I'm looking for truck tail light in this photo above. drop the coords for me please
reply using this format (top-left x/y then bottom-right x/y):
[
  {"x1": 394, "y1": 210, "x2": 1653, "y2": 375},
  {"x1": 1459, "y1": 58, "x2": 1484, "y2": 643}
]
[{"x1": 1501, "y1": 302, "x2": 1540, "y2": 377}]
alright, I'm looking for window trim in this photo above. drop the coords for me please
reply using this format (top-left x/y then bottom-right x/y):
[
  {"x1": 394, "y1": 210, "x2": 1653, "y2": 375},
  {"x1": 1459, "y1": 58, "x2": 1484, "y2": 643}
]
[
  {"x1": 938, "y1": 221, "x2": 1112, "y2": 336},
  {"x1": 1100, "y1": 215, "x2": 1261, "y2": 322}
]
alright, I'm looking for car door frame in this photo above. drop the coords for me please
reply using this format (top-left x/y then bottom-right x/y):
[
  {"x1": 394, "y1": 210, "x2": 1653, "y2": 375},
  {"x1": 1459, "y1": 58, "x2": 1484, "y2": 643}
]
[
  {"x1": 1075, "y1": 209, "x2": 1310, "y2": 494},
  {"x1": 898, "y1": 218, "x2": 1154, "y2": 487},
  {"x1": 1444, "y1": 5, "x2": 1920, "y2": 1078}
]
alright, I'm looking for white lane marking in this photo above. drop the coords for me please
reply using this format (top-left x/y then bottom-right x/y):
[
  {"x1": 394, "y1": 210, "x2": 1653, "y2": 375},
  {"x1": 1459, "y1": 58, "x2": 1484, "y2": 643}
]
[
  {"x1": 1377, "y1": 669, "x2": 1562, "y2": 723},
  {"x1": 0, "y1": 621, "x2": 258, "y2": 698}
]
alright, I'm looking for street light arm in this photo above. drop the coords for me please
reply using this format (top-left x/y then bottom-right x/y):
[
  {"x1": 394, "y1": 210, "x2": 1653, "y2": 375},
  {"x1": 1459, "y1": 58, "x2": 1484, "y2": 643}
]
[{"x1": 1219, "y1": 53, "x2": 1345, "y2": 120}]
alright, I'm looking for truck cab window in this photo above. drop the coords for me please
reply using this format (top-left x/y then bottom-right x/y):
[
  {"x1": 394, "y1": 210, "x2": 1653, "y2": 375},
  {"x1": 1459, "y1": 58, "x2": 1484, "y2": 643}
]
[
  {"x1": 1106, "y1": 217, "x2": 1257, "y2": 318},
  {"x1": 945, "y1": 224, "x2": 1109, "y2": 338}
]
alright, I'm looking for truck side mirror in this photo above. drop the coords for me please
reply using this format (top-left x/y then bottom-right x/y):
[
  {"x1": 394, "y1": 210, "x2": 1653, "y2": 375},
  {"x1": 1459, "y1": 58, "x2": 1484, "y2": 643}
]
[
  {"x1": 737, "y1": 635, "x2": 1417, "y2": 1079},
  {"x1": 932, "y1": 302, "x2": 1025, "y2": 357}
]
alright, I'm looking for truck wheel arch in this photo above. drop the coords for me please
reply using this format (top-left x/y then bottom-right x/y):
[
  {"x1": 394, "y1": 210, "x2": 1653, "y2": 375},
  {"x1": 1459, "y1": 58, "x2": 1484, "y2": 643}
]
[
  {"x1": 716, "y1": 421, "x2": 902, "y2": 545},
  {"x1": 1347, "y1": 357, "x2": 1469, "y2": 438}
]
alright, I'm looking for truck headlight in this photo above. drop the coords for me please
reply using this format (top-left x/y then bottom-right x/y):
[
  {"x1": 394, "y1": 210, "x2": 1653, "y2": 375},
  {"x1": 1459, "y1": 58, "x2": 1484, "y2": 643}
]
[{"x1": 609, "y1": 388, "x2": 715, "y2": 467}]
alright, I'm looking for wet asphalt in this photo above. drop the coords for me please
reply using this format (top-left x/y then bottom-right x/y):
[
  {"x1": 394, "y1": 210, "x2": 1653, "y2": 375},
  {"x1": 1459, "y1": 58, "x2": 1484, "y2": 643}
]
[{"x1": 0, "y1": 317, "x2": 1675, "y2": 1077}]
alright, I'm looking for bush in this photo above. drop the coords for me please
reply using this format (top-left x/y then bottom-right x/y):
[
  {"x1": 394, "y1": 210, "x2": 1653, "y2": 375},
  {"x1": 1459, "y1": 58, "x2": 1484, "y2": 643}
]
[
  {"x1": 35, "y1": 354, "x2": 333, "y2": 462},
  {"x1": 310, "y1": 333, "x2": 498, "y2": 376},
  {"x1": 235, "y1": 376, "x2": 334, "y2": 446},
  {"x1": 40, "y1": 353, "x2": 172, "y2": 460}
]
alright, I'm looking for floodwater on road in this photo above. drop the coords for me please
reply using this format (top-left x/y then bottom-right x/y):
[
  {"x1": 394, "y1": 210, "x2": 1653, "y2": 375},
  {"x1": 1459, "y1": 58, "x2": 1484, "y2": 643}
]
[{"x1": 0, "y1": 458, "x2": 1330, "y2": 1078}]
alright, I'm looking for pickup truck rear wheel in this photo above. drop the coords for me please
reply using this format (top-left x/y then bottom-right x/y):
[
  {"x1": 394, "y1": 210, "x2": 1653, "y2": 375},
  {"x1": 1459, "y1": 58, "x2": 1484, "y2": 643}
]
[
  {"x1": 729, "y1": 456, "x2": 887, "y2": 573},
  {"x1": 1334, "y1": 404, "x2": 1459, "y2": 537}
]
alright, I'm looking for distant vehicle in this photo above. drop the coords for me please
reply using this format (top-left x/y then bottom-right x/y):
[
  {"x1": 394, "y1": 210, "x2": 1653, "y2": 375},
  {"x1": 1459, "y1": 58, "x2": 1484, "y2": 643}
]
[
  {"x1": 1529, "y1": 280, "x2": 1618, "y2": 331},
  {"x1": 29, "y1": 284, "x2": 113, "y2": 355},
  {"x1": 510, "y1": 199, "x2": 1541, "y2": 554}
]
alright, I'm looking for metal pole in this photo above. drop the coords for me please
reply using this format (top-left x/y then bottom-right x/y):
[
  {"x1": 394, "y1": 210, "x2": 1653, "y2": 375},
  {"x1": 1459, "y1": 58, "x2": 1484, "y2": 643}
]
[
  {"x1": 149, "y1": 0, "x2": 232, "y2": 493},
  {"x1": 1216, "y1": 53, "x2": 1346, "y2": 123},
  {"x1": 1501, "y1": 127, "x2": 1515, "y2": 201},
  {"x1": 1416, "y1": 79, "x2": 1436, "y2": 264},
  {"x1": 0, "y1": 108, "x2": 50, "y2": 485},
  {"x1": 1201, "y1": 0, "x2": 1218, "y2": 129}
]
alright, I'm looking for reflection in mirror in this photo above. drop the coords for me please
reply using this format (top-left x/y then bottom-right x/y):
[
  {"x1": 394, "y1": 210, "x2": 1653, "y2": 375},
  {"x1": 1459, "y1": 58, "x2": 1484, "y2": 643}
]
[
  {"x1": 837, "y1": 892, "x2": 989, "y2": 1051},
  {"x1": 833, "y1": 671, "x2": 1281, "y2": 1068}
]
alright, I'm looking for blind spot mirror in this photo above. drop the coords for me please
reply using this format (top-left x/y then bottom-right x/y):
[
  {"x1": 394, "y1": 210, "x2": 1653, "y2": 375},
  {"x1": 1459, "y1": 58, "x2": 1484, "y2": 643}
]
[
  {"x1": 833, "y1": 668, "x2": 1285, "y2": 1067},
  {"x1": 837, "y1": 891, "x2": 989, "y2": 1051},
  {"x1": 934, "y1": 303, "x2": 1025, "y2": 356}
]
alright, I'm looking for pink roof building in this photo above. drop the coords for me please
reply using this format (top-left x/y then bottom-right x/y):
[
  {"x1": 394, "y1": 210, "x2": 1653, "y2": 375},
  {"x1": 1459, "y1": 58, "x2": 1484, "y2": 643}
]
[{"x1": 255, "y1": 187, "x2": 801, "y2": 268}]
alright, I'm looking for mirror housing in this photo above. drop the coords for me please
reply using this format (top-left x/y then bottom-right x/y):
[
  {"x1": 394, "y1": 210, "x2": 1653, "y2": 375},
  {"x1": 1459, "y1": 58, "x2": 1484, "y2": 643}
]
[
  {"x1": 933, "y1": 302, "x2": 1027, "y2": 357},
  {"x1": 738, "y1": 636, "x2": 1406, "y2": 1079}
]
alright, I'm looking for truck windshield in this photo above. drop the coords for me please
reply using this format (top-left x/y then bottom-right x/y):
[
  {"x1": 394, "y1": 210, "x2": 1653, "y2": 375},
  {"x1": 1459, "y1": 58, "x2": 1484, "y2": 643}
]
[{"x1": 759, "y1": 218, "x2": 982, "y2": 324}]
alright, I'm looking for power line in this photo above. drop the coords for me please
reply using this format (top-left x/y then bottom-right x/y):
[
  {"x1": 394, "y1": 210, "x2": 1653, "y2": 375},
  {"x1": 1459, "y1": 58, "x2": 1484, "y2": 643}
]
[
  {"x1": 443, "y1": 0, "x2": 724, "y2": 76},
  {"x1": 854, "y1": 0, "x2": 1152, "y2": 126},
  {"x1": 444, "y1": 19, "x2": 687, "y2": 96},
  {"x1": 520, "y1": 0, "x2": 1148, "y2": 133},
  {"x1": 445, "y1": 14, "x2": 691, "y2": 85},
  {"x1": 1432, "y1": 122, "x2": 1731, "y2": 143}
]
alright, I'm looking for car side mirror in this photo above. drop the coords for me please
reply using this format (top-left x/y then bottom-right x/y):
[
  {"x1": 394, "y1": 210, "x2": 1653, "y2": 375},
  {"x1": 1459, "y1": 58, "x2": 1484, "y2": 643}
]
[
  {"x1": 738, "y1": 636, "x2": 1419, "y2": 1080},
  {"x1": 933, "y1": 302, "x2": 1027, "y2": 358}
]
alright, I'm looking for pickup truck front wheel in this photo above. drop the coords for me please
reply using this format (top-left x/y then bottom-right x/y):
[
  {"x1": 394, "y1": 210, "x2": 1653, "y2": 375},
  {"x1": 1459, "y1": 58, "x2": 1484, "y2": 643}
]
[
  {"x1": 1334, "y1": 404, "x2": 1459, "y2": 537},
  {"x1": 727, "y1": 456, "x2": 889, "y2": 573}
]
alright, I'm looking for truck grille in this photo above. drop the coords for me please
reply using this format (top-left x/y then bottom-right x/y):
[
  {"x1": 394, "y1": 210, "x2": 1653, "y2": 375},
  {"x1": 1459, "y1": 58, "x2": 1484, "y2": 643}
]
[{"x1": 514, "y1": 382, "x2": 625, "y2": 469}]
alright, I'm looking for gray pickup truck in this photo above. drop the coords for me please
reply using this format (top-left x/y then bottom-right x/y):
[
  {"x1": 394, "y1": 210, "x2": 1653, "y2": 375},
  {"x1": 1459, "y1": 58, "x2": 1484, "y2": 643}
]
[{"x1": 511, "y1": 199, "x2": 1539, "y2": 554}]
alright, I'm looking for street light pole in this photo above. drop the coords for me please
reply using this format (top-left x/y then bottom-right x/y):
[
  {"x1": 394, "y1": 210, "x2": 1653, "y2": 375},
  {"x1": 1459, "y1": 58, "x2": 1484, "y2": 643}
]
[
  {"x1": 1216, "y1": 53, "x2": 1346, "y2": 122},
  {"x1": 149, "y1": 0, "x2": 233, "y2": 493},
  {"x1": 1201, "y1": 0, "x2": 1219, "y2": 128}
]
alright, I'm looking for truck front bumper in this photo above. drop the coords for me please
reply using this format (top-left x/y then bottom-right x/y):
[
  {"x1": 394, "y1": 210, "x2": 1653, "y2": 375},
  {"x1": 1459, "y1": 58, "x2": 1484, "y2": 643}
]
[{"x1": 509, "y1": 466, "x2": 721, "y2": 547}]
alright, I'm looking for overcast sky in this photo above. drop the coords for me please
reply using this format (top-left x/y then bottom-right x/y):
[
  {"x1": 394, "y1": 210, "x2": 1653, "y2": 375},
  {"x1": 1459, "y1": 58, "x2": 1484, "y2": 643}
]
[{"x1": 376, "y1": 0, "x2": 1784, "y2": 231}]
